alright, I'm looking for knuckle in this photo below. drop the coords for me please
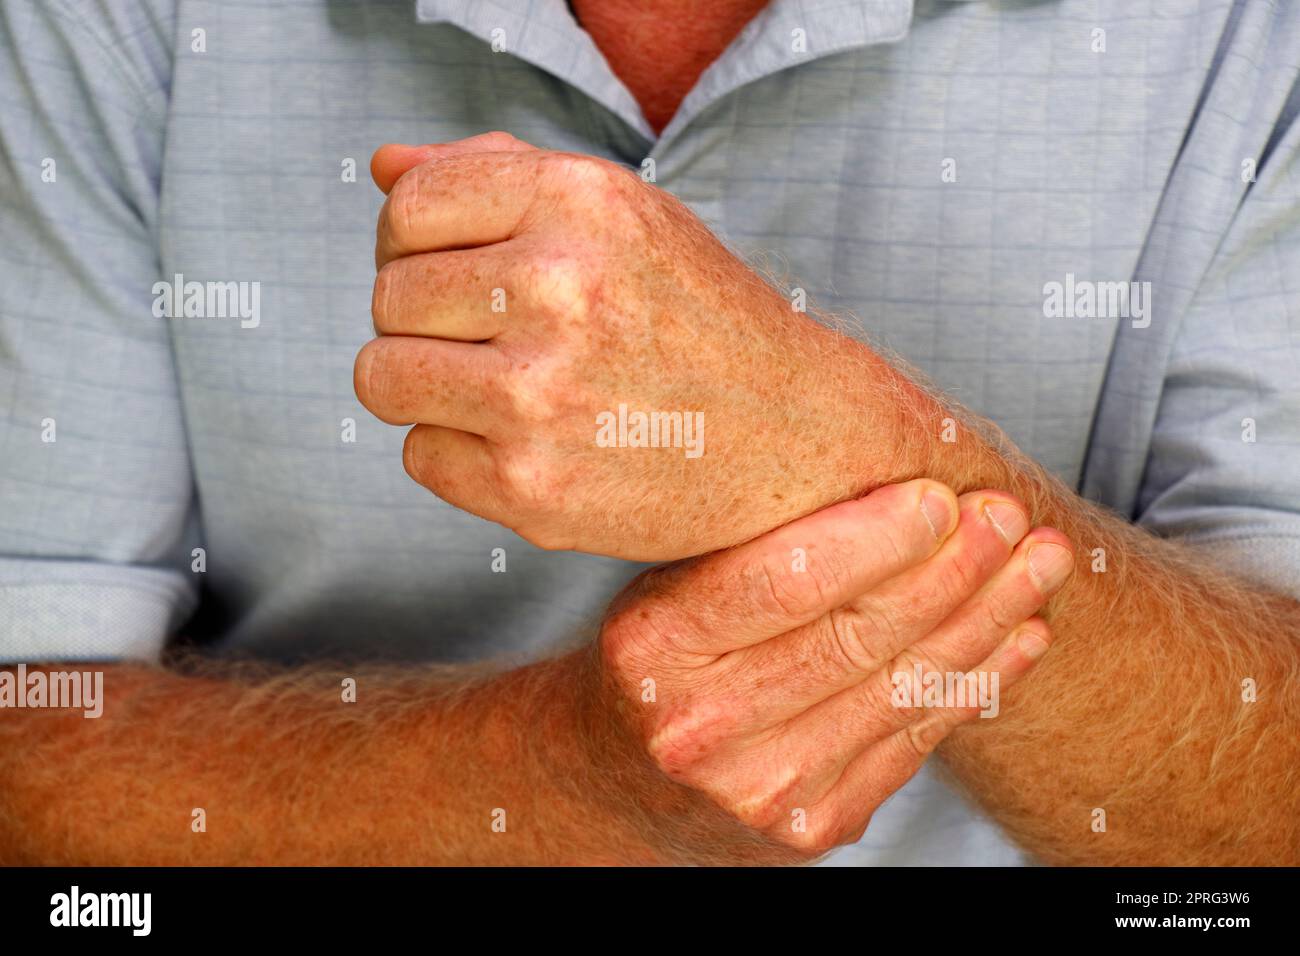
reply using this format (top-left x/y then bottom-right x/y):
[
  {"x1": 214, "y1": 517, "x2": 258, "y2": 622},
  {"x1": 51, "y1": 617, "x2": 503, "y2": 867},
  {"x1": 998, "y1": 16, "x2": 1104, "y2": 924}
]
[
  {"x1": 826, "y1": 607, "x2": 879, "y2": 672},
  {"x1": 494, "y1": 446, "x2": 562, "y2": 521},
  {"x1": 478, "y1": 130, "x2": 521, "y2": 149},
  {"x1": 1017, "y1": 616, "x2": 1051, "y2": 645},
  {"x1": 729, "y1": 767, "x2": 801, "y2": 832},
  {"x1": 871, "y1": 482, "x2": 933, "y2": 563},
  {"x1": 781, "y1": 809, "x2": 850, "y2": 858},
  {"x1": 902, "y1": 716, "x2": 947, "y2": 760},
  {"x1": 499, "y1": 362, "x2": 561, "y2": 426},
  {"x1": 371, "y1": 261, "x2": 403, "y2": 331},
  {"x1": 542, "y1": 153, "x2": 648, "y2": 233},
  {"x1": 801, "y1": 543, "x2": 850, "y2": 607},
  {"x1": 842, "y1": 815, "x2": 872, "y2": 848},
  {"x1": 942, "y1": 547, "x2": 987, "y2": 605},
  {"x1": 880, "y1": 646, "x2": 938, "y2": 708},
  {"x1": 976, "y1": 587, "x2": 1021, "y2": 634},
  {"x1": 355, "y1": 340, "x2": 422, "y2": 425},
  {"x1": 836, "y1": 600, "x2": 902, "y2": 669},
  {"x1": 401, "y1": 426, "x2": 431, "y2": 487},
  {"x1": 353, "y1": 340, "x2": 378, "y2": 405},
  {"x1": 495, "y1": 446, "x2": 543, "y2": 504},
  {"x1": 524, "y1": 252, "x2": 598, "y2": 323},
  {"x1": 644, "y1": 702, "x2": 734, "y2": 779},
  {"x1": 354, "y1": 339, "x2": 394, "y2": 413},
  {"x1": 518, "y1": 521, "x2": 573, "y2": 553},
  {"x1": 547, "y1": 151, "x2": 626, "y2": 192},
  {"x1": 755, "y1": 557, "x2": 823, "y2": 620},
  {"x1": 804, "y1": 814, "x2": 853, "y2": 856},
  {"x1": 382, "y1": 169, "x2": 427, "y2": 252}
]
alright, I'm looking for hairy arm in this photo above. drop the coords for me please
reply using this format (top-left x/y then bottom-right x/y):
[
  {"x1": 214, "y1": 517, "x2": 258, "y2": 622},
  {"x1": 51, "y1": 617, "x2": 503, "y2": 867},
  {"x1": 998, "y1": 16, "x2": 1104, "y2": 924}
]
[
  {"x1": 869, "y1": 364, "x2": 1300, "y2": 865},
  {"x1": 0, "y1": 652, "x2": 746, "y2": 865},
  {"x1": 355, "y1": 135, "x2": 1300, "y2": 861}
]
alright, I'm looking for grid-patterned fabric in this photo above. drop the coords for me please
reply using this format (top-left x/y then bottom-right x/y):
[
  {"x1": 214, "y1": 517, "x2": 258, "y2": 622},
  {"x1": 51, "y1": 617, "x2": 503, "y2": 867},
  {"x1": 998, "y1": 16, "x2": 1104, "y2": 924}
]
[{"x1": 1, "y1": 0, "x2": 1298, "y2": 865}]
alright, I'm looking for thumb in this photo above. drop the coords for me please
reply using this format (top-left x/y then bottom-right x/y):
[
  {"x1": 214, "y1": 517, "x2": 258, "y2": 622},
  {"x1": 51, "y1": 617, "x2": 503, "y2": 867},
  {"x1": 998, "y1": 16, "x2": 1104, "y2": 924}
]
[
  {"x1": 370, "y1": 131, "x2": 537, "y2": 194},
  {"x1": 622, "y1": 479, "x2": 957, "y2": 657}
]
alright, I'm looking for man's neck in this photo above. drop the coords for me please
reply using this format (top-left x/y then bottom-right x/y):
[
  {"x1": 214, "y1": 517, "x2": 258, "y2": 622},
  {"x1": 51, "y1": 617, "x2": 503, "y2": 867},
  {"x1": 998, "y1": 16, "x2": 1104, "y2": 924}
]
[{"x1": 571, "y1": 0, "x2": 771, "y2": 135}]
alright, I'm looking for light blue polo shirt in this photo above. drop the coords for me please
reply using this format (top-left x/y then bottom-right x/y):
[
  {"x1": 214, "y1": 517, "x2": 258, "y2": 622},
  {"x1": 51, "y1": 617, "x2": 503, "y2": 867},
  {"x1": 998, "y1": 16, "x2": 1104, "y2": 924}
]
[{"x1": 2, "y1": 0, "x2": 1298, "y2": 865}]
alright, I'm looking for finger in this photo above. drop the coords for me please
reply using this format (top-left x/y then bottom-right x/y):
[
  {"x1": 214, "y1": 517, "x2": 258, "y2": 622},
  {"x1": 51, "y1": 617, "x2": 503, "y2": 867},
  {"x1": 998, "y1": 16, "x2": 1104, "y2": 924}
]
[
  {"x1": 721, "y1": 490, "x2": 1030, "y2": 717},
  {"x1": 891, "y1": 615, "x2": 1053, "y2": 732},
  {"x1": 797, "y1": 617, "x2": 1054, "y2": 849},
  {"x1": 722, "y1": 614, "x2": 1054, "y2": 848},
  {"x1": 370, "y1": 131, "x2": 537, "y2": 194},
  {"x1": 401, "y1": 424, "x2": 514, "y2": 526},
  {"x1": 622, "y1": 479, "x2": 959, "y2": 658},
  {"x1": 881, "y1": 529, "x2": 1074, "y2": 706},
  {"x1": 373, "y1": 242, "x2": 524, "y2": 341},
  {"x1": 786, "y1": 527, "x2": 1072, "y2": 757},
  {"x1": 375, "y1": 149, "x2": 545, "y2": 268},
  {"x1": 354, "y1": 335, "x2": 509, "y2": 434}
]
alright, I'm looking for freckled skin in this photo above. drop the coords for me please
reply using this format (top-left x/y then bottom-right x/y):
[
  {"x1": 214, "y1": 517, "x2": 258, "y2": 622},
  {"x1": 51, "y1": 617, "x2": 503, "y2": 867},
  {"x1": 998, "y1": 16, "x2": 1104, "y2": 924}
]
[
  {"x1": 362, "y1": 138, "x2": 922, "y2": 561},
  {"x1": 592, "y1": 482, "x2": 1063, "y2": 855},
  {"x1": 5, "y1": 5, "x2": 1287, "y2": 870},
  {"x1": 354, "y1": 127, "x2": 1100, "y2": 862}
]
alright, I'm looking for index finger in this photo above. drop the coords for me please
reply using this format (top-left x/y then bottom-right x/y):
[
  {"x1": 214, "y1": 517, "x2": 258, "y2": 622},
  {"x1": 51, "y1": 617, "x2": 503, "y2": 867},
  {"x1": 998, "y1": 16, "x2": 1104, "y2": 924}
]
[
  {"x1": 374, "y1": 148, "x2": 543, "y2": 269},
  {"x1": 370, "y1": 131, "x2": 537, "y2": 194}
]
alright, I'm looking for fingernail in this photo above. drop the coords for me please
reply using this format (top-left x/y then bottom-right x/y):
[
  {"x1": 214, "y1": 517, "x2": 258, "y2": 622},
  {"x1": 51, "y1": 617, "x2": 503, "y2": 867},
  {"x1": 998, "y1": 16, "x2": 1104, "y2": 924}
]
[
  {"x1": 983, "y1": 500, "x2": 1029, "y2": 546},
  {"x1": 1027, "y1": 543, "x2": 1073, "y2": 593},
  {"x1": 1016, "y1": 629, "x2": 1050, "y2": 660},
  {"x1": 920, "y1": 487, "x2": 956, "y2": 540}
]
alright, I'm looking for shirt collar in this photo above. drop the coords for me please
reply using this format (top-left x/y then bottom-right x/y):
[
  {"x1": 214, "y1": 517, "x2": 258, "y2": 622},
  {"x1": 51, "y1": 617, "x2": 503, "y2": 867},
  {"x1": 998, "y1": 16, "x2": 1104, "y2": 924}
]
[{"x1": 415, "y1": 0, "x2": 918, "y2": 145}]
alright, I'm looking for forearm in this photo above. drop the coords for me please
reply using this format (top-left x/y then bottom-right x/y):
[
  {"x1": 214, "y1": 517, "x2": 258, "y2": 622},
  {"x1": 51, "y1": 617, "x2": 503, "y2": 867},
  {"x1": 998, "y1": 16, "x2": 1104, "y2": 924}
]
[
  {"x1": 866, "y1": 361, "x2": 1300, "y2": 864},
  {"x1": 0, "y1": 650, "x2": 696, "y2": 865}
]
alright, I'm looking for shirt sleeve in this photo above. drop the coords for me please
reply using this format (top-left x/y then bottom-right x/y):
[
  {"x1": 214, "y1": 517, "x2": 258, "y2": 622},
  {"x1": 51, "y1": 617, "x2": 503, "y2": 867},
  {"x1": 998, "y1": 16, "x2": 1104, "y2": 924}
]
[
  {"x1": 1137, "y1": 84, "x2": 1300, "y2": 601},
  {"x1": 0, "y1": 0, "x2": 197, "y2": 663}
]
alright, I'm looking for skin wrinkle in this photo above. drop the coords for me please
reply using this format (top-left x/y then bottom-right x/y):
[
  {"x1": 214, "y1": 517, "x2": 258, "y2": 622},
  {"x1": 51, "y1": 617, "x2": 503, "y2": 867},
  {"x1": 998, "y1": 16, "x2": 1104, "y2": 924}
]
[{"x1": 5, "y1": 10, "x2": 1296, "y2": 868}]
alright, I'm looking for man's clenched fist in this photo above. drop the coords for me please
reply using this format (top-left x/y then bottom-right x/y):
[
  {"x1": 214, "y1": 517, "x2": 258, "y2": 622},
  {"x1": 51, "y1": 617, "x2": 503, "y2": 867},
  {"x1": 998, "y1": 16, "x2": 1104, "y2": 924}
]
[
  {"x1": 584, "y1": 478, "x2": 1074, "y2": 861},
  {"x1": 356, "y1": 133, "x2": 911, "y2": 560}
]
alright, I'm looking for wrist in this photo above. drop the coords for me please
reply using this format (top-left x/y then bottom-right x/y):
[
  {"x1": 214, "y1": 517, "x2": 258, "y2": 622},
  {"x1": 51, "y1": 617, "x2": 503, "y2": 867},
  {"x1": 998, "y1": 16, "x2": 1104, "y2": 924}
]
[
  {"x1": 560, "y1": 645, "x2": 693, "y2": 864},
  {"x1": 480, "y1": 648, "x2": 677, "y2": 864},
  {"x1": 814, "y1": 336, "x2": 939, "y2": 495},
  {"x1": 835, "y1": 342, "x2": 1027, "y2": 497}
]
